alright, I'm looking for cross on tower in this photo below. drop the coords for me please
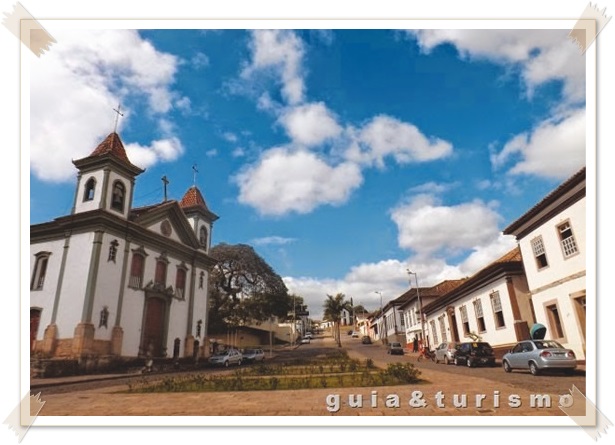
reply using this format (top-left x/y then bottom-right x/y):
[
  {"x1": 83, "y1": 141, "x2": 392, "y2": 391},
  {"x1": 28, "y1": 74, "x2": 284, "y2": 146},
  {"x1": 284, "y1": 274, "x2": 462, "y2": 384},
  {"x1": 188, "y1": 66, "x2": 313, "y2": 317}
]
[
  {"x1": 162, "y1": 176, "x2": 169, "y2": 202},
  {"x1": 112, "y1": 104, "x2": 124, "y2": 133},
  {"x1": 192, "y1": 164, "x2": 199, "y2": 186}
]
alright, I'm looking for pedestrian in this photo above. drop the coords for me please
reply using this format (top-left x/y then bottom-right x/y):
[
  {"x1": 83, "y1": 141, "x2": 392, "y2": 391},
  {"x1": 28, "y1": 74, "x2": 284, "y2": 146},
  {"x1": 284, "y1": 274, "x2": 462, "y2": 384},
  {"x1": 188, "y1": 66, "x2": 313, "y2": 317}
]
[{"x1": 413, "y1": 336, "x2": 418, "y2": 353}]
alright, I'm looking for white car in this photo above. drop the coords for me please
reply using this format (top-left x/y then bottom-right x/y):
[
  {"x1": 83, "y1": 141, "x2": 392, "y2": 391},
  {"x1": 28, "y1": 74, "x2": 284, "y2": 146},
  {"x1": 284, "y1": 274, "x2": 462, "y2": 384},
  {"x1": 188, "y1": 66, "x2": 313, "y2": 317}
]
[
  {"x1": 208, "y1": 349, "x2": 243, "y2": 367},
  {"x1": 351, "y1": 331, "x2": 359, "y2": 338}
]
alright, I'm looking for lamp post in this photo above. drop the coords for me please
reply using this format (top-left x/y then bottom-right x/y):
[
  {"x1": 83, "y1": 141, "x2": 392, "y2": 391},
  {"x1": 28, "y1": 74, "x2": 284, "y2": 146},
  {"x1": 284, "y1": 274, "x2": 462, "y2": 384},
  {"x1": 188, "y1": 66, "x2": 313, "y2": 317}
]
[
  {"x1": 407, "y1": 270, "x2": 425, "y2": 347},
  {"x1": 375, "y1": 291, "x2": 388, "y2": 345}
]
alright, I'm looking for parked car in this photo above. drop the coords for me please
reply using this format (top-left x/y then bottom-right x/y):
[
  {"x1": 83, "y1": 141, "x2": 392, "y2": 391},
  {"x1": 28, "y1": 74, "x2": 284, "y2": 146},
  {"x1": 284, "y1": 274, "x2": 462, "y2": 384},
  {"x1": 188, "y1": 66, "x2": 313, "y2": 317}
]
[
  {"x1": 454, "y1": 342, "x2": 496, "y2": 367},
  {"x1": 208, "y1": 349, "x2": 243, "y2": 367},
  {"x1": 434, "y1": 341, "x2": 458, "y2": 365},
  {"x1": 242, "y1": 348, "x2": 265, "y2": 363},
  {"x1": 301, "y1": 336, "x2": 311, "y2": 344},
  {"x1": 387, "y1": 342, "x2": 404, "y2": 355},
  {"x1": 304, "y1": 332, "x2": 313, "y2": 339},
  {"x1": 502, "y1": 340, "x2": 577, "y2": 376},
  {"x1": 351, "y1": 331, "x2": 359, "y2": 338},
  {"x1": 362, "y1": 336, "x2": 372, "y2": 344}
]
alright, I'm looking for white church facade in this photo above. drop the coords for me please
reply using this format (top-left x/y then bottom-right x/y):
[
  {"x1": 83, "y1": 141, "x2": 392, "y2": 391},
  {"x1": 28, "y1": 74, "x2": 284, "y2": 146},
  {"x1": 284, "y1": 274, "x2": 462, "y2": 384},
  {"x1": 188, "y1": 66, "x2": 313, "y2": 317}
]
[{"x1": 30, "y1": 132, "x2": 218, "y2": 361}]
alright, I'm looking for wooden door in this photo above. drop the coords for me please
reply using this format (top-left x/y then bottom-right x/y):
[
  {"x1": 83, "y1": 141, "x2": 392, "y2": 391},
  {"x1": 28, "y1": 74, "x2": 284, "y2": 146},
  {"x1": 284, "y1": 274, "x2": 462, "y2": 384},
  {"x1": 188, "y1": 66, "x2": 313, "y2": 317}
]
[{"x1": 141, "y1": 298, "x2": 166, "y2": 357}]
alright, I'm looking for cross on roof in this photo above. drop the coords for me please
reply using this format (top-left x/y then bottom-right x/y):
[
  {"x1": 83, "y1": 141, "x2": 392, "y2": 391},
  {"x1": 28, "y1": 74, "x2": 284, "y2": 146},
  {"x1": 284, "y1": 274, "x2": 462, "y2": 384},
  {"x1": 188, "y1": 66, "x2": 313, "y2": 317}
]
[
  {"x1": 192, "y1": 164, "x2": 198, "y2": 186},
  {"x1": 112, "y1": 104, "x2": 124, "y2": 133}
]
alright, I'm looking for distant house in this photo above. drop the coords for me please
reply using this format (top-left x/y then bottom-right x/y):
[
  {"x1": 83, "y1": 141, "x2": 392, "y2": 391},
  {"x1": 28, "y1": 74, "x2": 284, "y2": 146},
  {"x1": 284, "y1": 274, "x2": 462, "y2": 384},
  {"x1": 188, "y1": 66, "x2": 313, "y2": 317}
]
[
  {"x1": 422, "y1": 247, "x2": 534, "y2": 355},
  {"x1": 504, "y1": 167, "x2": 586, "y2": 360}
]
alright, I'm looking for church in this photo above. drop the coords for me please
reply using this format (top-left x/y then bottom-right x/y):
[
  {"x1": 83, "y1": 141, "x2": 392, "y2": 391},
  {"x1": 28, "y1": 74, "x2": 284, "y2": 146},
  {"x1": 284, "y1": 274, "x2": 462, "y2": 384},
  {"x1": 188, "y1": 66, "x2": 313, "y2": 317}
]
[{"x1": 30, "y1": 132, "x2": 218, "y2": 363}]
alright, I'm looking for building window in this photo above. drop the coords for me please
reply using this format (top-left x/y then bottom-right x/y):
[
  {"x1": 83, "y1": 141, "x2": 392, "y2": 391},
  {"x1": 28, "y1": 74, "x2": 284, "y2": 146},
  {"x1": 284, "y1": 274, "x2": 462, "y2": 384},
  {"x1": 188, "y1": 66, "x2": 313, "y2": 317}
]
[
  {"x1": 111, "y1": 181, "x2": 126, "y2": 212},
  {"x1": 129, "y1": 251, "x2": 145, "y2": 288},
  {"x1": 546, "y1": 303, "x2": 565, "y2": 339},
  {"x1": 429, "y1": 320, "x2": 439, "y2": 345},
  {"x1": 199, "y1": 271, "x2": 205, "y2": 289},
  {"x1": 155, "y1": 259, "x2": 168, "y2": 287},
  {"x1": 31, "y1": 252, "x2": 51, "y2": 290},
  {"x1": 175, "y1": 267, "x2": 187, "y2": 299},
  {"x1": 199, "y1": 226, "x2": 208, "y2": 248},
  {"x1": 438, "y1": 315, "x2": 447, "y2": 342},
  {"x1": 531, "y1": 236, "x2": 549, "y2": 269},
  {"x1": 473, "y1": 299, "x2": 486, "y2": 333},
  {"x1": 108, "y1": 240, "x2": 119, "y2": 262},
  {"x1": 459, "y1": 305, "x2": 470, "y2": 336},
  {"x1": 83, "y1": 177, "x2": 96, "y2": 201},
  {"x1": 490, "y1": 291, "x2": 506, "y2": 328},
  {"x1": 558, "y1": 221, "x2": 578, "y2": 258}
]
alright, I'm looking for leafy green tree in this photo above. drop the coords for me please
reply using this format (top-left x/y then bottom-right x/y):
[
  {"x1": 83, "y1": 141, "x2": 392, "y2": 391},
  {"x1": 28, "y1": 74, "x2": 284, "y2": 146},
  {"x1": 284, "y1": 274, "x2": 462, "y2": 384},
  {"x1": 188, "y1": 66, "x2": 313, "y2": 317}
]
[
  {"x1": 208, "y1": 243, "x2": 292, "y2": 334},
  {"x1": 323, "y1": 293, "x2": 352, "y2": 347}
]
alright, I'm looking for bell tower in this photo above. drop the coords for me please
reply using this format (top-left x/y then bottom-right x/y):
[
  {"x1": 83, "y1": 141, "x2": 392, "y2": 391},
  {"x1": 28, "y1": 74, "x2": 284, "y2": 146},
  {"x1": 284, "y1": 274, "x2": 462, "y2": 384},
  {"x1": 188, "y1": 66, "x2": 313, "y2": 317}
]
[{"x1": 71, "y1": 132, "x2": 144, "y2": 218}]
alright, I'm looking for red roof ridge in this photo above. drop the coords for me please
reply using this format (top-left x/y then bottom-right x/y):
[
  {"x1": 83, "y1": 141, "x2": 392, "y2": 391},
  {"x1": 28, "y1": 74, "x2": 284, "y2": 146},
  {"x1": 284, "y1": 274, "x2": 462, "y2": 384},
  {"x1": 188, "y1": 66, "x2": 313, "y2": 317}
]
[
  {"x1": 89, "y1": 132, "x2": 131, "y2": 164},
  {"x1": 180, "y1": 185, "x2": 209, "y2": 211}
]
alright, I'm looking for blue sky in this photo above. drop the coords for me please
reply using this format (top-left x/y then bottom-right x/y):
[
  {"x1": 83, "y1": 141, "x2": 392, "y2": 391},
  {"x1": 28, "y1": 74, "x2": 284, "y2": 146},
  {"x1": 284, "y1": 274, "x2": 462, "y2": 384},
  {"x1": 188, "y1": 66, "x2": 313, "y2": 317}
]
[{"x1": 29, "y1": 27, "x2": 587, "y2": 319}]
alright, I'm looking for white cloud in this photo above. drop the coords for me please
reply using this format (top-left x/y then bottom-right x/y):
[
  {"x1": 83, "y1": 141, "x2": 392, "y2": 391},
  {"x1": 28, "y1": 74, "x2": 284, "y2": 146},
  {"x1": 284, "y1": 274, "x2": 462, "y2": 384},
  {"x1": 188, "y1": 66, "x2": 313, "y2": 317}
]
[
  {"x1": 242, "y1": 30, "x2": 305, "y2": 105},
  {"x1": 279, "y1": 102, "x2": 342, "y2": 146},
  {"x1": 125, "y1": 137, "x2": 184, "y2": 169},
  {"x1": 191, "y1": 52, "x2": 210, "y2": 68},
  {"x1": 252, "y1": 236, "x2": 297, "y2": 246},
  {"x1": 409, "y1": 29, "x2": 585, "y2": 103},
  {"x1": 491, "y1": 108, "x2": 586, "y2": 180},
  {"x1": 345, "y1": 115, "x2": 453, "y2": 168},
  {"x1": 390, "y1": 194, "x2": 503, "y2": 255},
  {"x1": 235, "y1": 147, "x2": 363, "y2": 216},
  {"x1": 223, "y1": 132, "x2": 238, "y2": 143},
  {"x1": 30, "y1": 29, "x2": 183, "y2": 182}
]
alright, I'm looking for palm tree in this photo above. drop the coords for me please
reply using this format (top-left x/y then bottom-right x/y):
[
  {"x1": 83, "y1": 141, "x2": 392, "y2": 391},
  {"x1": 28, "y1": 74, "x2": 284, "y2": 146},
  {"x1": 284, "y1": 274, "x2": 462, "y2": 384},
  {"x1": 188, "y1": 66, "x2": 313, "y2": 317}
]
[{"x1": 323, "y1": 293, "x2": 352, "y2": 347}]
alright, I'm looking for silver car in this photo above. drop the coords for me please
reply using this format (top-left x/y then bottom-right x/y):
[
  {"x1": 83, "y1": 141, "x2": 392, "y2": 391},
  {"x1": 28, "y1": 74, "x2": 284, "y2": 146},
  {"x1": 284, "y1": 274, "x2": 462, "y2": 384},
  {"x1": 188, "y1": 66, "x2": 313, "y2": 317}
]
[
  {"x1": 208, "y1": 348, "x2": 243, "y2": 367},
  {"x1": 242, "y1": 348, "x2": 265, "y2": 362},
  {"x1": 502, "y1": 340, "x2": 577, "y2": 375},
  {"x1": 434, "y1": 341, "x2": 458, "y2": 365}
]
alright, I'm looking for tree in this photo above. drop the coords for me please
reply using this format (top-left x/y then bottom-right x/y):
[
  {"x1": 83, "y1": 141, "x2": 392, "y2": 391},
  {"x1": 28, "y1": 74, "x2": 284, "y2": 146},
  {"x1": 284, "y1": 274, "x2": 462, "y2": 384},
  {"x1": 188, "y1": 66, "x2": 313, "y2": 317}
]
[
  {"x1": 208, "y1": 243, "x2": 292, "y2": 334},
  {"x1": 323, "y1": 293, "x2": 352, "y2": 347}
]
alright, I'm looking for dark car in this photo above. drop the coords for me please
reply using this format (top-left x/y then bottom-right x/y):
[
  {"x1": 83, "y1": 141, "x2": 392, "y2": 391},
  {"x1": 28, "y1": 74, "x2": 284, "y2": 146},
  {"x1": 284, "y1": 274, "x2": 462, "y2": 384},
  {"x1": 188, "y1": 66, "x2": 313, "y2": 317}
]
[
  {"x1": 454, "y1": 342, "x2": 496, "y2": 367},
  {"x1": 502, "y1": 340, "x2": 577, "y2": 375},
  {"x1": 387, "y1": 342, "x2": 404, "y2": 355},
  {"x1": 362, "y1": 336, "x2": 372, "y2": 344}
]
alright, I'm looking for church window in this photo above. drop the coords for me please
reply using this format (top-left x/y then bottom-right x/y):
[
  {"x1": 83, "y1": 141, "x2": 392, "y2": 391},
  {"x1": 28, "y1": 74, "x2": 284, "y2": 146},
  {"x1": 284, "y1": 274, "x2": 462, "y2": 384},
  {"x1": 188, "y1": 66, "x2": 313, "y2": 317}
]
[
  {"x1": 111, "y1": 181, "x2": 126, "y2": 212},
  {"x1": 199, "y1": 226, "x2": 208, "y2": 248},
  {"x1": 175, "y1": 267, "x2": 187, "y2": 299},
  {"x1": 129, "y1": 252, "x2": 145, "y2": 288},
  {"x1": 83, "y1": 177, "x2": 96, "y2": 201},
  {"x1": 108, "y1": 240, "x2": 119, "y2": 262},
  {"x1": 199, "y1": 271, "x2": 205, "y2": 289},
  {"x1": 31, "y1": 252, "x2": 51, "y2": 290},
  {"x1": 155, "y1": 259, "x2": 168, "y2": 287}
]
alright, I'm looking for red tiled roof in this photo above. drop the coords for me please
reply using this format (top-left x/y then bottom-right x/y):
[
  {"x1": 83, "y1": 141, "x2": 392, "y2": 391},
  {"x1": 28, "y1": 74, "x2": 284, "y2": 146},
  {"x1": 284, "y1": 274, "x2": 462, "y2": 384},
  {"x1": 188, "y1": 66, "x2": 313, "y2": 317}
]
[
  {"x1": 89, "y1": 132, "x2": 131, "y2": 164},
  {"x1": 180, "y1": 186, "x2": 209, "y2": 211}
]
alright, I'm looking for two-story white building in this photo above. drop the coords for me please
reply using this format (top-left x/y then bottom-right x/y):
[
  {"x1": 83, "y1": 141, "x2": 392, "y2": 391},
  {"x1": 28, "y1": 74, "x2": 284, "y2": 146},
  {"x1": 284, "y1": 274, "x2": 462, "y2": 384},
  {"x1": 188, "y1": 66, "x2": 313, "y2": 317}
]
[
  {"x1": 504, "y1": 167, "x2": 586, "y2": 360},
  {"x1": 30, "y1": 132, "x2": 218, "y2": 362}
]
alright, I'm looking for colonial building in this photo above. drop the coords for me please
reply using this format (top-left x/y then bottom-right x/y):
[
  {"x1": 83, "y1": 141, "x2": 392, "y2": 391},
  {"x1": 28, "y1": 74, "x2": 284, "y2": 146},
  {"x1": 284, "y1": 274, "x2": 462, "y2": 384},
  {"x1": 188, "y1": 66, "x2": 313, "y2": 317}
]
[
  {"x1": 30, "y1": 132, "x2": 218, "y2": 361},
  {"x1": 400, "y1": 279, "x2": 466, "y2": 347},
  {"x1": 504, "y1": 167, "x2": 586, "y2": 360},
  {"x1": 422, "y1": 247, "x2": 534, "y2": 355}
]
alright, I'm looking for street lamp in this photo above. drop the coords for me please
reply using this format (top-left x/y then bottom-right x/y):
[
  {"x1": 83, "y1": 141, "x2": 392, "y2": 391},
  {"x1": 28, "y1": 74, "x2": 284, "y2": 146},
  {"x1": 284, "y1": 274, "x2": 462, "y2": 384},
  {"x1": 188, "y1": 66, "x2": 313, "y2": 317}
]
[
  {"x1": 407, "y1": 270, "x2": 426, "y2": 347},
  {"x1": 375, "y1": 291, "x2": 388, "y2": 345}
]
